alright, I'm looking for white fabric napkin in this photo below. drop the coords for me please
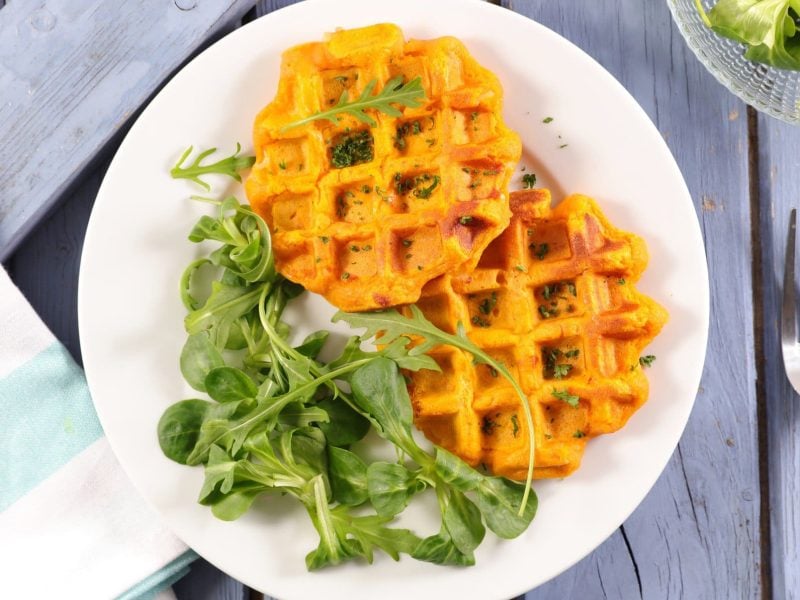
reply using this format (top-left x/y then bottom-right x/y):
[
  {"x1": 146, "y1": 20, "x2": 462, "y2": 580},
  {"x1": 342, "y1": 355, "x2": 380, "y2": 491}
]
[{"x1": 0, "y1": 267, "x2": 195, "y2": 599}]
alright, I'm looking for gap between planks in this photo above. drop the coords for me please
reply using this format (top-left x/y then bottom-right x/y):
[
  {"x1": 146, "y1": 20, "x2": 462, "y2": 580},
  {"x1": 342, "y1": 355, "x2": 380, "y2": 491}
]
[{"x1": 747, "y1": 104, "x2": 772, "y2": 600}]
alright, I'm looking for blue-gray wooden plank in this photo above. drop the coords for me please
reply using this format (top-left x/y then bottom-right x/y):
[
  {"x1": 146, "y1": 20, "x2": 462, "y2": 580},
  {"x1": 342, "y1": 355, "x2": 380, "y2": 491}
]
[
  {"x1": 757, "y1": 115, "x2": 800, "y2": 600},
  {"x1": 504, "y1": 1, "x2": 760, "y2": 598},
  {"x1": 0, "y1": 0, "x2": 256, "y2": 261},
  {"x1": 173, "y1": 558, "x2": 249, "y2": 600}
]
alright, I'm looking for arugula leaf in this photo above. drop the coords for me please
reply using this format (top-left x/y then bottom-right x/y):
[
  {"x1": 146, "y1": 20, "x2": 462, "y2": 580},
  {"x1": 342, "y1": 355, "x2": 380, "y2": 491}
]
[
  {"x1": 171, "y1": 144, "x2": 255, "y2": 190},
  {"x1": 281, "y1": 76, "x2": 426, "y2": 131}
]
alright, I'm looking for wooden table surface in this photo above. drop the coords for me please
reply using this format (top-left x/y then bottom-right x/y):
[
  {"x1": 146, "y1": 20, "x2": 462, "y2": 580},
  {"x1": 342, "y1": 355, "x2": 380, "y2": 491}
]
[{"x1": 4, "y1": 0, "x2": 797, "y2": 598}]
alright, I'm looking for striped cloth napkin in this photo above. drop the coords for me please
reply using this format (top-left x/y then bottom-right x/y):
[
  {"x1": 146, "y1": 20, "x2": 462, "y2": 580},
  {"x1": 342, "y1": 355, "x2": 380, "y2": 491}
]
[{"x1": 0, "y1": 267, "x2": 196, "y2": 599}]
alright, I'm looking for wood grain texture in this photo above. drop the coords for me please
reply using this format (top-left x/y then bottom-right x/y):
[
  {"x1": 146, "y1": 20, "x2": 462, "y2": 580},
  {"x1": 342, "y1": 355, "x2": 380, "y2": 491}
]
[
  {"x1": 0, "y1": 0, "x2": 255, "y2": 261},
  {"x1": 173, "y1": 558, "x2": 247, "y2": 600},
  {"x1": 504, "y1": 1, "x2": 760, "y2": 598},
  {"x1": 757, "y1": 114, "x2": 800, "y2": 600}
]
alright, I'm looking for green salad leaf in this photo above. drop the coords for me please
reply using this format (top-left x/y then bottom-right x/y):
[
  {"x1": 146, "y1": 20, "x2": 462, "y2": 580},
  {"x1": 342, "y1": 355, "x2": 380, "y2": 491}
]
[
  {"x1": 171, "y1": 144, "x2": 256, "y2": 191},
  {"x1": 697, "y1": 0, "x2": 800, "y2": 69},
  {"x1": 281, "y1": 76, "x2": 426, "y2": 131},
  {"x1": 158, "y1": 147, "x2": 537, "y2": 571}
]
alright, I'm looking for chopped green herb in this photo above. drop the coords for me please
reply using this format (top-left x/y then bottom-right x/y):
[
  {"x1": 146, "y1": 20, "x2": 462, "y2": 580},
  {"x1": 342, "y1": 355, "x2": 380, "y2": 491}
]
[
  {"x1": 319, "y1": 236, "x2": 329, "y2": 244},
  {"x1": 573, "y1": 430, "x2": 586, "y2": 439},
  {"x1": 459, "y1": 215, "x2": 474, "y2": 225},
  {"x1": 362, "y1": 244, "x2": 373, "y2": 251},
  {"x1": 511, "y1": 414, "x2": 520, "y2": 437},
  {"x1": 564, "y1": 348, "x2": 580, "y2": 359},
  {"x1": 566, "y1": 282, "x2": 577, "y2": 297},
  {"x1": 639, "y1": 355, "x2": 656, "y2": 368},
  {"x1": 542, "y1": 285, "x2": 553, "y2": 300},
  {"x1": 330, "y1": 130, "x2": 374, "y2": 169},
  {"x1": 478, "y1": 292, "x2": 498, "y2": 315},
  {"x1": 543, "y1": 117, "x2": 553, "y2": 124},
  {"x1": 522, "y1": 173, "x2": 537, "y2": 189},
  {"x1": 551, "y1": 388, "x2": 580, "y2": 407},
  {"x1": 414, "y1": 175, "x2": 440, "y2": 199},
  {"x1": 341, "y1": 272, "x2": 350, "y2": 280},
  {"x1": 471, "y1": 111, "x2": 479, "y2": 121},
  {"x1": 278, "y1": 160, "x2": 287, "y2": 170},
  {"x1": 471, "y1": 315, "x2": 491, "y2": 328},
  {"x1": 362, "y1": 184, "x2": 372, "y2": 193},
  {"x1": 401, "y1": 239, "x2": 413, "y2": 248},
  {"x1": 488, "y1": 365, "x2": 499, "y2": 378},
  {"x1": 553, "y1": 363, "x2": 572, "y2": 379},
  {"x1": 530, "y1": 243, "x2": 549, "y2": 260},
  {"x1": 538, "y1": 305, "x2": 559, "y2": 319},
  {"x1": 481, "y1": 415, "x2": 498, "y2": 435},
  {"x1": 350, "y1": 245, "x2": 360, "y2": 252},
  {"x1": 559, "y1": 144, "x2": 568, "y2": 149},
  {"x1": 618, "y1": 278, "x2": 626, "y2": 285},
  {"x1": 515, "y1": 265, "x2": 526, "y2": 272}
]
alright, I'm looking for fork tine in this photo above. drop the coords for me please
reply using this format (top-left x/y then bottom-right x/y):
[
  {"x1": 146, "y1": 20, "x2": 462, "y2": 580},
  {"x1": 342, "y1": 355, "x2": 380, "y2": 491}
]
[{"x1": 782, "y1": 209, "x2": 797, "y2": 348}]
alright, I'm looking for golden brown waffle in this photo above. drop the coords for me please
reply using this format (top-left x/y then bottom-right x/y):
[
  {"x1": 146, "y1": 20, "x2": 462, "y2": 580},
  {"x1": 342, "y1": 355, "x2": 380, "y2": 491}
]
[
  {"x1": 245, "y1": 24, "x2": 521, "y2": 311},
  {"x1": 406, "y1": 189, "x2": 668, "y2": 479}
]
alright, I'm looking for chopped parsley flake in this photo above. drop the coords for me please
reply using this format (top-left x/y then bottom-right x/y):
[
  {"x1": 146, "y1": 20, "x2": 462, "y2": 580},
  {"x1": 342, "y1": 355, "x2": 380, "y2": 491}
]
[
  {"x1": 530, "y1": 243, "x2": 549, "y2": 260},
  {"x1": 618, "y1": 278, "x2": 626, "y2": 285},
  {"x1": 471, "y1": 315, "x2": 491, "y2": 328},
  {"x1": 553, "y1": 363, "x2": 572, "y2": 379},
  {"x1": 552, "y1": 388, "x2": 580, "y2": 407},
  {"x1": 573, "y1": 430, "x2": 585, "y2": 439},
  {"x1": 515, "y1": 265, "x2": 526, "y2": 272},
  {"x1": 340, "y1": 272, "x2": 350, "y2": 280},
  {"x1": 511, "y1": 414, "x2": 519, "y2": 437},
  {"x1": 319, "y1": 236, "x2": 329, "y2": 244},
  {"x1": 481, "y1": 415, "x2": 499, "y2": 435},
  {"x1": 330, "y1": 130, "x2": 374, "y2": 169},
  {"x1": 478, "y1": 292, "x2": 498, "y2": 315},
  {"x1": 278, "y1": 160, "x2": 287, "y2": 170},
  {"x1": 459, "y1": 215, "x2": 474, "y2": 225},
  {"x1": 639, "y1": 355, "x2": 656, "y2": 368},
  {"x1": 543, "y1": 116, "x2": 554, "y2": 124},
  {"x1": 522, "y1": 173, "x2": 537, "y2": 189}
]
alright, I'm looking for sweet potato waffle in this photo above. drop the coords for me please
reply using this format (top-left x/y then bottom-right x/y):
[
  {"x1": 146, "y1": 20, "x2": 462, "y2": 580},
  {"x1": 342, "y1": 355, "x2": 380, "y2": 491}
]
[
  {"x1": 406, "y1": 189, "x2": 668, "y2": 479},
  {"x1": 245, "y1": 24, "x2": 521, "y2": 311}
]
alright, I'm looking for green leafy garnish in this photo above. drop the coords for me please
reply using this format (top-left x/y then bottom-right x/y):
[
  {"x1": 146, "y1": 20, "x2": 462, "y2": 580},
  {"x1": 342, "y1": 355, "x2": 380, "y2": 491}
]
[
  {"x1": 282, "y1": 76, "x2": 426, "y2": 131},
  {"x1": 159, "y1": 176, "x2": 538, "y2": 571},
  {"x1": 696, "y1": 0, "x2": 800, "y2": 70},
  {"x1": 522, "y1": 173, "x2": 537, "y2": 189},
  {"x1": 639, "y1": 354, "x2": 657, "y2": 368},
  {"x1": 170, "y1": 144, "x2": 255, "y2": 191},
  {"x1": 551, "y1": 388, "x2": 580, "y2": 407}
]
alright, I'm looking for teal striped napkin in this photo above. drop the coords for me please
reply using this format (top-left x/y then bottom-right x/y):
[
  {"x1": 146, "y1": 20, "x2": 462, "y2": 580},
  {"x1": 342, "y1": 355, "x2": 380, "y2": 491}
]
[{"x1": 0, "y1": 267, "x2": 196, "y2": 598}]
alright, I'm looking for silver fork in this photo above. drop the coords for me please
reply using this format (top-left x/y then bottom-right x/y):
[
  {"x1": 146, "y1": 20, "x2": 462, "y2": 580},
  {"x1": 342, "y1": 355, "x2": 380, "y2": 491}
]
[{"x1": 781, "y1": 209, "x2": 800, "y2": 393}]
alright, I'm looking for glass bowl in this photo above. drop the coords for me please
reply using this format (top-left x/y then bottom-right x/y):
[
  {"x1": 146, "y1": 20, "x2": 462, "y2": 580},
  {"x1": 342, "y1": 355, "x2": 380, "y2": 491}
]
[{"x1": 667, "y1": 0, "x2": 800, "y2": 123}]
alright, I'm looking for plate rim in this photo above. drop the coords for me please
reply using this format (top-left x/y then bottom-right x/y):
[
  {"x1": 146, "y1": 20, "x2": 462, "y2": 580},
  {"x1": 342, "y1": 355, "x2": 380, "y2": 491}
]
[{"x1": 78, "y1": 1, "x2": 710, "y2": 597}]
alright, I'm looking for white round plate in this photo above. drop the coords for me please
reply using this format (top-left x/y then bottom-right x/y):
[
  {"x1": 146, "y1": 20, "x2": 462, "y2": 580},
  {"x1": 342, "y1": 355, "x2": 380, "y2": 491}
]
[{"x1": 79, "y1": 1, "x2": 709, "y2": 598}]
